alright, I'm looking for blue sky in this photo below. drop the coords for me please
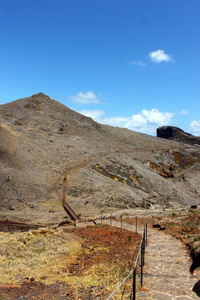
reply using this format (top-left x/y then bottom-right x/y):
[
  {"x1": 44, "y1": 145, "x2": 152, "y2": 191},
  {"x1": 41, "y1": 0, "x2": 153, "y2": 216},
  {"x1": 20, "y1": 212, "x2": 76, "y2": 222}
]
[{"x1": 0, "y1": 0, "x2": 199, "y2": 136}]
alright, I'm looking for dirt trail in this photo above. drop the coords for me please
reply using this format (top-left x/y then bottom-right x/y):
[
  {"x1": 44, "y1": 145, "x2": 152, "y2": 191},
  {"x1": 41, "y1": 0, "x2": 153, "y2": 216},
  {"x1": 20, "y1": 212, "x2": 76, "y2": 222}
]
[
  {"x1": 29, "y1": 151, "x2": 113, "y2": 203},
  {"x1": 29, "y1": 146, "x2": 169, "y2": 204},
  {"x1": 29, "y1": 149, "x2": 140, "y2": 217}
]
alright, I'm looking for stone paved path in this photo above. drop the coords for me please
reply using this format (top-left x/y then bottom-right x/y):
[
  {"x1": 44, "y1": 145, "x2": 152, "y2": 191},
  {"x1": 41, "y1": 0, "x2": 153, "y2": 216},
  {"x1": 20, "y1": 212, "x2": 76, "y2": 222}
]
[
  {"x1": 137, "y1": 226, "x2": 200, "y2": 299},
  {"x1": 105, "y1": 219, "x2": 200, "y2": 299}
]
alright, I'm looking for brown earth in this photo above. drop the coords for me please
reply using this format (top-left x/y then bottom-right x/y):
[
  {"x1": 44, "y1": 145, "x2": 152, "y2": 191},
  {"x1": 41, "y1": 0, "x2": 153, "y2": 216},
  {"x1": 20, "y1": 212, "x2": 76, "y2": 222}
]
[
  {"x1": 120, "y1": 208, "x2": 200, "y2": 275},
  {"x1": 1, "y1": 93, "x2": 200, "y2": 300},
  {"x1": 0, "y1": 209, "x2": 199, "y2": 299},
  {"x1": 0, "y1": 93, "x2": 200, "y2": 225},
  {"x1": 120, "y1": 208, "x2": 200, "y2": 253},
  {"x1": 150, "y1": 209, "x2": 200, "y2": 255},
  {"x1": 0, "y1": 224, "x2": 141, "y2": 300}
]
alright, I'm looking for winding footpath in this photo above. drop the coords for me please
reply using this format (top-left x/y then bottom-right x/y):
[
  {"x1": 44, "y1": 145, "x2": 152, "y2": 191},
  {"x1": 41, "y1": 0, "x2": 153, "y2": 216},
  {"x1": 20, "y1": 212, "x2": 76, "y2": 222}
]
[
  {"x1": 137, "y1": 226, "x2": 200, "y2": 299},
  {"x1": 107, "y1": 219, "x2": 200, "y2": 299}
]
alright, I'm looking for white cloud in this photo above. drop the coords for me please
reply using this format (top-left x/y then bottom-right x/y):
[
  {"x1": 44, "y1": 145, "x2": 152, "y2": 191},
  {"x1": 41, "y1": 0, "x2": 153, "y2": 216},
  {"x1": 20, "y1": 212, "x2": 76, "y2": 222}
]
[
  {"x1": 179, "y1": 109, "x2": 189, "y2": 115},
  {"x1": 102, "y1": 109, "x2": 175, "y2": 135},
  {"x1": 69, "y1": 91, "x2": 100, "y2": 105},
  {"x1": 149, "y1": 49, "x2": 174, "y2": 63},
  {"x1": 189, "y1": 120, "x2": 200, "y2": 136},
  {"x1": 80, "y1": 109, "x2": 105, "y2": 119}
]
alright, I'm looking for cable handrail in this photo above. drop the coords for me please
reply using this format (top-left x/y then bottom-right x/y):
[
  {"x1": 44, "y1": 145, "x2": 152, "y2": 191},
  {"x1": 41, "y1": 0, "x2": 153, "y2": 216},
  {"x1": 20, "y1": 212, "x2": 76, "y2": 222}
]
[{"x1": 106, "y1": 222, "x2": 147, "y2": 300}]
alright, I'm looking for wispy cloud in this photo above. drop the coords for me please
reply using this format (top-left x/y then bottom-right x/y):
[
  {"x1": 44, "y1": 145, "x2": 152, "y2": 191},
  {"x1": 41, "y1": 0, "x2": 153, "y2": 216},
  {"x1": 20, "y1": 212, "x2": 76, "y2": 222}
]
[
  {"x1": 179, "y1": 109, "x2": 189, "y2": 115},
  {"x1": 189, "y1": 120, "x2": 200, "y2": 136},
  {"x1": 138, "y1": 62, "x2": 146, "y2": 67},
  {"x1": 69, "y1": 91, "x2": 100, "y2": 105},
  {"x1": 148, "y1": 49, "x2": 174, "y2": 63},
  {"x1": 131, "y1": 60, "x2": 146, "y2": 67}
]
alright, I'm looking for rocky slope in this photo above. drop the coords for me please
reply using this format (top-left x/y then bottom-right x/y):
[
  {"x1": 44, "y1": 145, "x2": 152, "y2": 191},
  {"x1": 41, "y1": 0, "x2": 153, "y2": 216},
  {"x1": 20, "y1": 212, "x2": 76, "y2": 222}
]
[
  {"x1": 0, "y1": 93, "x2": 200, "y2": 224},
  {"x1": 157, "y1": 126, "x2": 200, "y2": 145}
]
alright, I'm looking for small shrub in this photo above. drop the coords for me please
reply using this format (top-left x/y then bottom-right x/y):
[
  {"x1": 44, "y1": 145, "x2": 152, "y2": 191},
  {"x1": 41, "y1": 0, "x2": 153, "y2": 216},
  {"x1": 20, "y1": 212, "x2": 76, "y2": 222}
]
[
  {"x1": 189, "y1": 209, "x2": 198, "y2": 214},
  {"x1": 194, "y1": 235, "x2": 200, "y2": 242}
]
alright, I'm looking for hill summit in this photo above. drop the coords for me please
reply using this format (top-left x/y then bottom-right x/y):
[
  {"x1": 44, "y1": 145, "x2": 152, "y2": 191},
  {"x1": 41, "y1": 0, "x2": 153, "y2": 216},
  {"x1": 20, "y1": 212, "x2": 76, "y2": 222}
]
[{"x1": 0, "y1": 93, "x2": 200, "y2": 224}]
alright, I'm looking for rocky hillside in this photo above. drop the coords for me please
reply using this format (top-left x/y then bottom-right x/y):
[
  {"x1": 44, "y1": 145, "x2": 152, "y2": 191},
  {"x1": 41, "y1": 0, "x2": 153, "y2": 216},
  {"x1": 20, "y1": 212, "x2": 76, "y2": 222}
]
[
  {"x1": 0, "y1": 93, "x2": 200, "y2": 224},
  {"x1": 157, "y1": 126, "x2": 200, "y2": 145}
]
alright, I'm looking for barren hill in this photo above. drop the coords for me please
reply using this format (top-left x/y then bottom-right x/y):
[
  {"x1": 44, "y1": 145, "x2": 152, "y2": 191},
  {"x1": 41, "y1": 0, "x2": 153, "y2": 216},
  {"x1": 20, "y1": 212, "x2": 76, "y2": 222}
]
[{"x1": 0, "y1": 93, "x2": 200, "y2": 224}]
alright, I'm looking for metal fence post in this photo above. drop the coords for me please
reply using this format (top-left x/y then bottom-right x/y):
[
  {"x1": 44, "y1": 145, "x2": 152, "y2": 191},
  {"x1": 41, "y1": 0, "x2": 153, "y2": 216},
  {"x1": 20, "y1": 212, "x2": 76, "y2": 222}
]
[
  {"x1": 121, "y1": 214, "x2": 122, "y2": 228},
  {"x1": 141, "y1": 239, "x2": 144, "y2": 287},
  {"x1": 143, "y1": 234, "x2": 145, "y2": 264},
  {"x1": 136, "y1": 217, "x2": 137, "y2": 233},
  {"x1": 110, "y1": 213, "x2": 112, "y2": 226},
  {"x1": 101, "y1": 211, "x2": 103, "y2": 224},
  {"x1": 146, "y1": 222, "x2": 147, "y2": 246},
  {"x1": 132, "y1": 268, "x2": 136, "y2": 300}
]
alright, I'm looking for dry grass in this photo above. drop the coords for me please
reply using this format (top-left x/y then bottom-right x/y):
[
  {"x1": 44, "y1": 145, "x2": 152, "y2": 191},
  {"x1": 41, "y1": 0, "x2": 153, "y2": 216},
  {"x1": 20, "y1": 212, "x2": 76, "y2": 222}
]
[
  {"x1": 0, "y1": 226, "x2": 140, "y2": 298},
  {"x1": 0, "y1": 228, "x2": 81, "y2": 285}
]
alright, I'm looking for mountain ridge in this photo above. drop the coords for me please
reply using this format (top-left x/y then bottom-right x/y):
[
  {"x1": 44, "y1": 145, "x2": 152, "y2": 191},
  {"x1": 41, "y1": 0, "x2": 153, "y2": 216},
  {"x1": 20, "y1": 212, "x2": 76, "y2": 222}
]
[{"x1": 0, "y1": 93, "x2": 200, "y2": 224}]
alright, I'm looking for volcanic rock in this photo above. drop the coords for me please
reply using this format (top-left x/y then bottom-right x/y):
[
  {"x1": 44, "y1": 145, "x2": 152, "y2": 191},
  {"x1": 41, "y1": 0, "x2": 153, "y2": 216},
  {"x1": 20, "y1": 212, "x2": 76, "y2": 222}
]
[{"x1": 157, "y1": 126, "x2": 200, "y2": 145}]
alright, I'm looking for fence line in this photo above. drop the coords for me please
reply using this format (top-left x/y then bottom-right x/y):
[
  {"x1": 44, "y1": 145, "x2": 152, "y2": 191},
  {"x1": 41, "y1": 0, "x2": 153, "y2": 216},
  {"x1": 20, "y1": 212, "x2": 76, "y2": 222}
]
[
  {"x1": 100, "y1": 212, "x2": 139, "y2": 233},
  {"x1": 99, "y1": 213, "x2": 147, "y2": 300},
  {"x1": 0, "y1": 221, "x2": 55, "y2": 232}
]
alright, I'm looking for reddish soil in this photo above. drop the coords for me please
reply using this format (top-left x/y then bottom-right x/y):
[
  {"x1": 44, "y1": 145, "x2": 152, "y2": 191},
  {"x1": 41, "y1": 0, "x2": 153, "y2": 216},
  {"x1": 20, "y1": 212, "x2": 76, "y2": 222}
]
[
  {"x1": 153, "y1": 211, "x2": 200, "y2": 249},
  {"x1": 0, "y1": 225, "x2": 141, "y2": 300},
  {"x1": 65, "y1": 225, "x2": 141, "y2": 276}
]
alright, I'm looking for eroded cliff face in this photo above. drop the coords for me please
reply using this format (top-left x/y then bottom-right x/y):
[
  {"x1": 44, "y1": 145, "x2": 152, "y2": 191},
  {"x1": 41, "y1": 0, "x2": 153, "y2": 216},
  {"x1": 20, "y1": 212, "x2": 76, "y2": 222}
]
[
  {"x1": 0, "y1": 94, "x2": 200, "y2": 224},
  {"x1": 157, "y1": 126, "x2": 200, "y2": 145}
]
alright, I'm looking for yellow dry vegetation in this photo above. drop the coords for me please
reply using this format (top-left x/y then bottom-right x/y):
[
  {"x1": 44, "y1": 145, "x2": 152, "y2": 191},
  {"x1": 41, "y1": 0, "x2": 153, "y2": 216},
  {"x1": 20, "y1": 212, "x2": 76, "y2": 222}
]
[
  {"x1": 129, "y1": 175, "x2": 140, "y2": 185},
  {"x1": 147, "y1": 162, "x2": 176, "y2": 179},
  {"x1": 91, "y1": 165, "x2": 128, "y2": 185},
  {"x1": 173, "y1": 151, "x2": 181, "y2": 164},
  {"x1": 0, "y1": 227, "x2": 139, "y2": 297},
  {"x1": 111, "y1": 175, "x2": 127, "y2": 184},
  {"x1": 146, "y1": 161, "x2": 162, "y2": 171},
  {"x1": 0, "y1": 228, "x2": 81, "y2": 285}
]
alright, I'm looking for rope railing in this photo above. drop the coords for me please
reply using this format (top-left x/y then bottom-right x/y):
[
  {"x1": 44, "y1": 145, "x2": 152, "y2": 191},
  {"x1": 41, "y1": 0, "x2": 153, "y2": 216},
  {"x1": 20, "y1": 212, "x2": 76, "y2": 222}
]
[
  {"x1": 0, "y1": 221, "x2": 41, "y2": 232},
  {"x1": 99, "y1": 214, "x2": 147, "y2": 300}
]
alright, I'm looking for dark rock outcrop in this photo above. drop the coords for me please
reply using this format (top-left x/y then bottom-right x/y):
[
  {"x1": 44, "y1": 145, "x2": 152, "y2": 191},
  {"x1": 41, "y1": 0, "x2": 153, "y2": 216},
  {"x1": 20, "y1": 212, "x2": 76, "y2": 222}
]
[{"x1": 157, "y1": 126, "x2": 200, "y2": 145}]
